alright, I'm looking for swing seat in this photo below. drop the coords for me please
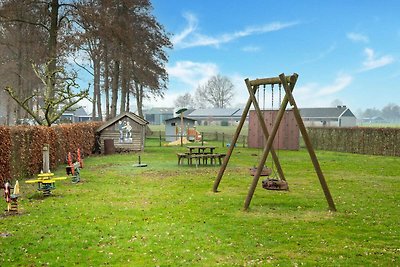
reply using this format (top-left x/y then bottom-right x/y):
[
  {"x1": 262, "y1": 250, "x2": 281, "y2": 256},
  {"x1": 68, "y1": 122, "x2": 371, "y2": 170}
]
[
  {"x1": 249, "y1": 166, "x2": 272, "y2": 176},
  {"x1": 262, "y1": 178, "x2": 289, "y2": 191}
]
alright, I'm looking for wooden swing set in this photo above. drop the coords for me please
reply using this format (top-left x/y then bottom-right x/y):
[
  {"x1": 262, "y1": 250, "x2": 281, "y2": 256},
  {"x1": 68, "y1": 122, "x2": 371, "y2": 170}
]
[{"x1": 213, "y1": 73, "x2": 336, "y2": 211}]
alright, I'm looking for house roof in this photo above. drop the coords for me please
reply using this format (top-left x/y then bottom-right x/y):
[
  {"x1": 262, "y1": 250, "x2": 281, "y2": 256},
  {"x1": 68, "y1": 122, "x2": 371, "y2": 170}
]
[
  {"x1": 97, "y1": 112, "x2": 148, "y2": 132},
  {"x1": 144, "y1": 107, "x2": 174, "y2": 115},
  {"x1": 299, "y1": 106, "x2": 355, "y2": 119},
  {"x1": 188, "y1": 108, "x2": 241, "y2": 117},
  {"x1": 165, "y1": 116, "x2": 197, "y2": 122},
  {"x1": 73, "y1": 106, "x2": 90, "y2": 117}
]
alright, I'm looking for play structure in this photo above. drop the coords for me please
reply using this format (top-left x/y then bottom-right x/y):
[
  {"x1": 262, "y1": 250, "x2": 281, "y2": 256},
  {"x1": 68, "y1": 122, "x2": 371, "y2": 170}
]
[
  {"x1": 66, "y1": 148, "x2": 84, "y2": 183},
  {"x1": 213, "y1": 73, "x2": 336, "y2": 211},
  {"x1": 25, "y1": 144, "x2": 67, "y2": 196},
  {"x1": 3, "y1": 180, "x2": 19, "y2": 213}
]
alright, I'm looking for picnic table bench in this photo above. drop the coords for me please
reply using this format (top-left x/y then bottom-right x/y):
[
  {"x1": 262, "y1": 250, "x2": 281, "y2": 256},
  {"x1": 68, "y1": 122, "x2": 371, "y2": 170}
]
[{"x1": 177, "y1": 146, "x2": 226, "y2": 166}]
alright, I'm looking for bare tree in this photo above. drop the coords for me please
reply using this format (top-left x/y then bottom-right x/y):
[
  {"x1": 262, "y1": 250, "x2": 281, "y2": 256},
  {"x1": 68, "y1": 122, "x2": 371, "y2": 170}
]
[
  {"x1": 0, "y1": 0, "x2": 89, "y2": 125},
  {"x1": 381, "y1": 103, "x2": 400, "y2": 122},
  {"x1": 331, "y1": 99, "x2": 343, "y2": 107},
  {"x1": 5, "y1": 61, "x2": 89, "y2": 126},
  {"x1": 195, "y1": 74, "x2": 234, "y2": 108},
  {"x1": 174, "y1": 93, "x2": 196, "y2": 109}
]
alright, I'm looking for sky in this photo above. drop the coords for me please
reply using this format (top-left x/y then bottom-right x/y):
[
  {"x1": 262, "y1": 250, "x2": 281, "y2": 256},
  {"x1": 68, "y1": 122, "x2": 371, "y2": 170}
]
[{"x1": 143, "y1": 0, "x2": 400, "y2": 114}]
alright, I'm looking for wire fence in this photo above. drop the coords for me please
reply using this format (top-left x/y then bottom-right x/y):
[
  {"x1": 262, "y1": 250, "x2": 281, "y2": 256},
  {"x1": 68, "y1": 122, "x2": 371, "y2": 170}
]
[{"x1": 146, "y1": 131, "x2": 248, "y2": 148}]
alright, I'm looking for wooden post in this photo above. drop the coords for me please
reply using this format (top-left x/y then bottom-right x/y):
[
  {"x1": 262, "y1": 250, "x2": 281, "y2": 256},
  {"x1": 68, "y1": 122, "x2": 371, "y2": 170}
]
[
  {"x1": 42, "y1": 144, "x2": 50, "y2": 173},
  {"x1": 213, "y1": 87, "x2": 254, "y2": 192},
  {"x1": 279, "y1": 73, "x2": 337, "y2": 212},
  {"x1": 180, "y1": 112, "x2": 183, "y2": 147}
]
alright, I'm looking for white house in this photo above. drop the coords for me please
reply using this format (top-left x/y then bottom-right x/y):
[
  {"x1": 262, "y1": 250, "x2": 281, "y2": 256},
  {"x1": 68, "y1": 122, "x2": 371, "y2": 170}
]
[{"x1": 300, "y1": 106, "x2": 357, "y2": 127}]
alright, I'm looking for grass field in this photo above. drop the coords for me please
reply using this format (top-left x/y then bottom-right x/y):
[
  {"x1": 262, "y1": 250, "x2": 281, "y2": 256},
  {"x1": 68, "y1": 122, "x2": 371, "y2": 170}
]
[{"x1": 1, "y1": 140, "x2": 399, "y2": 266}]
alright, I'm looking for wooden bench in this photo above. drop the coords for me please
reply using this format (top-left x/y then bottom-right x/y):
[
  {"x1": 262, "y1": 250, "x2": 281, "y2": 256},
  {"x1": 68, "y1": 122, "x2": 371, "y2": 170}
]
[
  {"x1": 177, "y1": 153, "x2": 188, "y2": 165},
  {"x1": 177, "y1": 153, "x2": 226, "y2": 166}
]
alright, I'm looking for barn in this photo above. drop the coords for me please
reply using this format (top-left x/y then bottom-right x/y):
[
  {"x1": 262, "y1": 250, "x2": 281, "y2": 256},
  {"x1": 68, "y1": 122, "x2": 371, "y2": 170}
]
[
  {"x1": 96, "y1": 112, "x2": 149, "y2": 153},
  {"x1": 247, "y1": 110, "x2": 299, "y2": 150}
]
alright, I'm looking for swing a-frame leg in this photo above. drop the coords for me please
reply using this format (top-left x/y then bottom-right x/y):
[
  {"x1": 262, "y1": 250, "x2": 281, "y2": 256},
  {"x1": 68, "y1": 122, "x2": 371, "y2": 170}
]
[
  {"x1": 213, "y1": 80, "x2": 286, "y2": 192},
  {"x1": 213, "y1": 73, "x2": 337, "y2": 212}
]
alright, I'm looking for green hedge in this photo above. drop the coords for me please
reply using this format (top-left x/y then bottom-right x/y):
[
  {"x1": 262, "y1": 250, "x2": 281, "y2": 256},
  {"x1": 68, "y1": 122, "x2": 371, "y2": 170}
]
[
  {"x1": 0, "y1": 122, "x2": 102, "y2": 183},
  {"x1": 307, "y1": 127, "x2": 400, "y2": 156}
]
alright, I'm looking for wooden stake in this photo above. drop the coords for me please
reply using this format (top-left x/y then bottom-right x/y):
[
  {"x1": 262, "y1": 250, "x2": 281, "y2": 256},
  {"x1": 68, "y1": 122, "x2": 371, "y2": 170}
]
[{"x1": 279, "y1": 74, "x2": 337, "y2": 212}]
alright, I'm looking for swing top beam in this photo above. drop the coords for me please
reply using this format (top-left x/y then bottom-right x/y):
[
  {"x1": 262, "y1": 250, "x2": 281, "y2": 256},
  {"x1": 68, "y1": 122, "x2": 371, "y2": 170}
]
[{"x1": 249, "y1": 74, "x2": 298, "y2": 87}]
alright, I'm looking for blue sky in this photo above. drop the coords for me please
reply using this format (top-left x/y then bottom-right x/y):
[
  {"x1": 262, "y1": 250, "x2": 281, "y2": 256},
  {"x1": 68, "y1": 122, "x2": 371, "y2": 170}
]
[{"x1": 147, "y1": 0, "x2": 400, "y2": 113}]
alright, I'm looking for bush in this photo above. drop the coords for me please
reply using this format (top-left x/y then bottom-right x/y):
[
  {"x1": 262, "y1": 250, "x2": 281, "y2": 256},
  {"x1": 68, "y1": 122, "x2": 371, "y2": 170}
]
[
  {"x1": 0, "y1": 122, "x2": 102, "y2": 183},
  {"x1": 307, "y1": 127, "x2": 400, "y2": 156}
]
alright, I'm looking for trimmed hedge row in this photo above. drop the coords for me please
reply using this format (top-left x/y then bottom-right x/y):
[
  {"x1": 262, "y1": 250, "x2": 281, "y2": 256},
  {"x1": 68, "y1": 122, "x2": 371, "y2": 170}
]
[
  {"x1": 0, "y1": 122, "x2": 102, "y2": 183},
  {"x1": 307, "y1": 127, "x2": 400, "y2": 156}
]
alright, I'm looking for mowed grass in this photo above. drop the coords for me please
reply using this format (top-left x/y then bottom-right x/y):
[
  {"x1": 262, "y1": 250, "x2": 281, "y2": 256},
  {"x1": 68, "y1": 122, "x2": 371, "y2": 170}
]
[{"x1": 1, "y1": 141, "x2": 399, "y2": 266}]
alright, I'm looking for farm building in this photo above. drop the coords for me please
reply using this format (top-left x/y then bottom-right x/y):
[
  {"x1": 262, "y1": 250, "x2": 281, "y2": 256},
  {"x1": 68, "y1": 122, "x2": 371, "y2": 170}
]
[
  {"x1": 247, "y1": 110, "x2": 299, "y2": 150},
  {"x1": 164, "y1": 116, "x2": 198, "y2": 142},
  {"x1": 300, "y1": 106, "x2": 357, "y2": 127},
  {"x1": 96, "y1": 112, "x2": 148, "y2": 153},
  {"x1": 187, "y1": 108, "x2": 244, "y2": 126},
  {"x1": 143, "y1": 107, "x2": 174, "y2": 125}
]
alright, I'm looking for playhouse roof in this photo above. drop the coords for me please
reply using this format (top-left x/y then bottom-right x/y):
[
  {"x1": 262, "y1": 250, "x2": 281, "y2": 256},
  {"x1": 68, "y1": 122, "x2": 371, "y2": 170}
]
[
  {"x1": 96, "y1": 112, "x2": 148, "y2": 132},
  {"x1": 165, "y1": 116, "x2": 197, "y2": 122}
]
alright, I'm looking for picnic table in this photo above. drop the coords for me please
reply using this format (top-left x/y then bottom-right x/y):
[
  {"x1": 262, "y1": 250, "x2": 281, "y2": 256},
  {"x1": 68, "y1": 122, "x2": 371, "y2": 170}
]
[
  {"x1": 186, "y1": 145, "x2": 216, "y2": 155},
  {"x1": 177, "y1": 145, "x2": 225, "y2": 166}
]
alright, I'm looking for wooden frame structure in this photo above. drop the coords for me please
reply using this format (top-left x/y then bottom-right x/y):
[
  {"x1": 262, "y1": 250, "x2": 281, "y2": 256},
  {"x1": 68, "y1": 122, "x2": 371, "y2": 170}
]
[{"x1": 213, "y1": 73, "x2": 336, "y2": 211}]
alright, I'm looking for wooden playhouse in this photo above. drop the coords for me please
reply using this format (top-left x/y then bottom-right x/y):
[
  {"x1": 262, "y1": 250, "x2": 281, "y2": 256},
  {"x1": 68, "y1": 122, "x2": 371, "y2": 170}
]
[{"x1": 97, "y1": 112, "x2": 149, "y2": 153}]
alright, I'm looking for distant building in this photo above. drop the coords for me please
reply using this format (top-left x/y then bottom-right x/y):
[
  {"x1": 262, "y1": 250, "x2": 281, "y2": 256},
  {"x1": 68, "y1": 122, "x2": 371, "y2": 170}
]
[
  {"x1": 361, "y1": 116, "x2": 387, "y2": 124},
  {"x1": 144, "y1": 107, "x2": 174, "y2": 125},
  {"x1": 300, "y1": 106, "x2": 357, "y2": 127},
  {"x1": 187, "y1": 108, "x2": 244, "y2": 126},
  {"x1": 60, "y1": 106, "x2": 91, "y2": 123}
]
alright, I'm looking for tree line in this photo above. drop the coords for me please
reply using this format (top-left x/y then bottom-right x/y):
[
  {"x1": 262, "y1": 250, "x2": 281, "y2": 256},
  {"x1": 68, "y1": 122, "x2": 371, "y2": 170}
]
[
  {"x1": 0, "y1": 0, "x2": 171, "y2": 126},
  {"x1": 358, "y1": 103, "x2": 400, "y2": 123}
]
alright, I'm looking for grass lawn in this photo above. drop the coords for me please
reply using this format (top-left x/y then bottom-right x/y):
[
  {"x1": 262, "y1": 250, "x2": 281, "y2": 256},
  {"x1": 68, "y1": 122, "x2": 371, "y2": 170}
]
[{"x1": 1, "y1": 140, "x2": 399, "y2": 266}]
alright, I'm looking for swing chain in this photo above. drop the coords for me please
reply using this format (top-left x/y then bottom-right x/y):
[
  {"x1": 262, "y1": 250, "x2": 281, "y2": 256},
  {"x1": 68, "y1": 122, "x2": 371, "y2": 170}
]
[{"x1": 271, "y1": 84, "x2": 274, "y2": 111}]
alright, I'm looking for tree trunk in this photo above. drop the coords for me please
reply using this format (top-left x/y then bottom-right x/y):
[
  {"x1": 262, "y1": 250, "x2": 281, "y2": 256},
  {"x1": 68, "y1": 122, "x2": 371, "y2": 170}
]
[
  {"x1": 47, "y1": 0, "x2": 59, "y2": 99},
  {"x1": 103, "y1": 44, "x2": 110, "y2": 120},
  {"x1": 126, "y1": 79, "x2": 130, "y2": 112},
  {"x1": 120, "y1": 58, "x2": 128, "y2": 114},
  {"x1": 16, "y1": 22, "x2": 23, "y2": 121},
  {"x1": 134, "y1": 81, "x2": 144, "y2": 118},
  {"x1": 93, "y1": 56, "x2": 102, "y2": 120},
  {"x1": 110, "y1": 59, "x2": 120, "y2": 118}
]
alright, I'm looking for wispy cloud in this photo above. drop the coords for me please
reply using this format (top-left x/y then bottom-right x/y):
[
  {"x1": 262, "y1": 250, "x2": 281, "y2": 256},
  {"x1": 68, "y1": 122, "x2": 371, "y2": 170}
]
[
  {"x1": 173, "y1": 12, "x2": 299, "y2": 49},
  {"x1": 317, "y1": 73, "x2": 353, "y2": 96},
  {"x1": 347, "y1": 32, "x2": 369, "y2": 43},
  {"x1": 294, "y1": 73, "x2": 353, "y2": 107},
  {"x1": 241, "y1": 45, "x2": 261, "y2": 52},
  {"x1": 167, "y1": 60, "x2": 219, "y2": 88},
  {"x1": 301, "y1": 44, "x2": 336, "y2": 64},
  {"x1": 171, "y1": 12, "x2": 198, "y2": 45},
  {"x1": 361, "y1": 48, "x2": 394, "y2": 71}
]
